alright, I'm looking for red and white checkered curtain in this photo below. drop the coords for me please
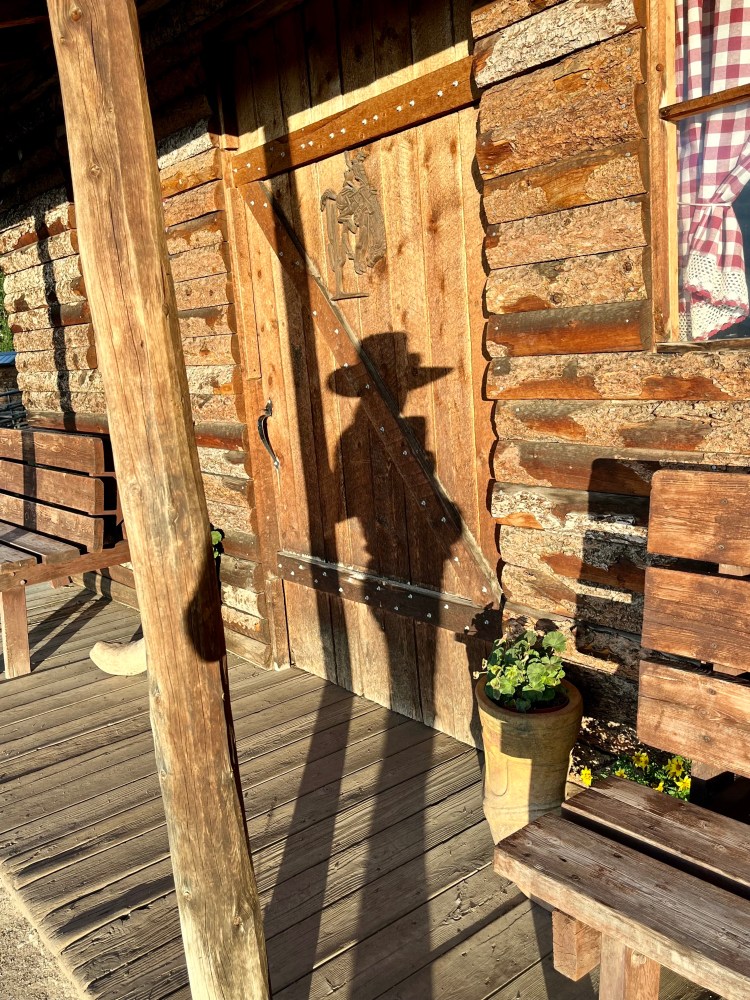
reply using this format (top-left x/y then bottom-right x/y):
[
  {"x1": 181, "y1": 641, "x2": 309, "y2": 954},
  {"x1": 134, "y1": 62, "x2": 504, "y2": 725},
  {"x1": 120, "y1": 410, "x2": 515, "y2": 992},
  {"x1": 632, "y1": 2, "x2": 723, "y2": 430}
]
[{"x1": 677, "y1": 0, "x2": 750, "y2": 341}]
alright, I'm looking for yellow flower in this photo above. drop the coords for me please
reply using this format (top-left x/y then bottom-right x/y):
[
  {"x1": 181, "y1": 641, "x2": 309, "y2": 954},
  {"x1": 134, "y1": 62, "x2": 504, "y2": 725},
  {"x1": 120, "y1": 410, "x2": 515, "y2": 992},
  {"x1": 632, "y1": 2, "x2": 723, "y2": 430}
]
[
  {"x1": 614, "y1": 768, "x2": 627, "y2": 778},
  {"x1": 633, "y1": 752, "x2": 649, "y2": 770},
  {"x1": 654, "y1": 780, "x2": 664, "y2": 792},
  {"x1": 676, "y1": 776, "x2": 691, "y2": 794},
  {"x1": 665, "y1": 756, "x2": 684, "y2": 779},
  {"x1": 580, "y1": 767, "x2": 593, "y2": 787}
]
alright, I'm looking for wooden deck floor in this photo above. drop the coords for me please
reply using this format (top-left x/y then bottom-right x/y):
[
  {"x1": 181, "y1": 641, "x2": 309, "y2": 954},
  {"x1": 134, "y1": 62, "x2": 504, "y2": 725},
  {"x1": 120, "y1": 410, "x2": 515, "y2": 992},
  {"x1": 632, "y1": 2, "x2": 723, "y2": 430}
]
[{"x1": 0, "y1": 584, "x2": 717, "y2": 1000}]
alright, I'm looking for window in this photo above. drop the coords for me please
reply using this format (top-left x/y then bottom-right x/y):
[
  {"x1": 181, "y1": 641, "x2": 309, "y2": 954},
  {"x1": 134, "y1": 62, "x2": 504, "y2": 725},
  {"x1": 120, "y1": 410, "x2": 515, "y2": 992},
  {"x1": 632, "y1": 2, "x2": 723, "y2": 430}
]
[{"x1": 651, "y1": 0, "x2": 750, "y2": 345}]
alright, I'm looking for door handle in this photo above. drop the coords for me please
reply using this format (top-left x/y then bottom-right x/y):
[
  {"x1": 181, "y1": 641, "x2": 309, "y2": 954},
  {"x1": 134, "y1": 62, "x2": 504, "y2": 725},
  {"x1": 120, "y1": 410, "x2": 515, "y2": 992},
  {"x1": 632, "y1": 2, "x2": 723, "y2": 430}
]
[{"x1": 258, "y1": 399, "x2": 280, "y2": 470}]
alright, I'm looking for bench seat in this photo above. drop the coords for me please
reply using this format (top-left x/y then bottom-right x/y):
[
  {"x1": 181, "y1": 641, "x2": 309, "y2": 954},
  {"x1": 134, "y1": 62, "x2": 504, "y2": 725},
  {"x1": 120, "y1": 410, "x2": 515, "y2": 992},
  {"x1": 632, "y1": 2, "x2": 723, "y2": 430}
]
[
  {"x1": 0, "y1": 427, "x2": 128, "y2": 678},
  {"x1": 495, "y1": 777, "x2": 750, "y2": 999}
]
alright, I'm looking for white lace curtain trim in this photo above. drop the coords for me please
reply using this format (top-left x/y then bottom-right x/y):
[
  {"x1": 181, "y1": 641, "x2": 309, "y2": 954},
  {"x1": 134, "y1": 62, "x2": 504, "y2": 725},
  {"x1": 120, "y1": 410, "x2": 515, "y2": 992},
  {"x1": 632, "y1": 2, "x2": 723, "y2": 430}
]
[{"x1": 679, "y1": 250, "x2": 749, "y2": 341}]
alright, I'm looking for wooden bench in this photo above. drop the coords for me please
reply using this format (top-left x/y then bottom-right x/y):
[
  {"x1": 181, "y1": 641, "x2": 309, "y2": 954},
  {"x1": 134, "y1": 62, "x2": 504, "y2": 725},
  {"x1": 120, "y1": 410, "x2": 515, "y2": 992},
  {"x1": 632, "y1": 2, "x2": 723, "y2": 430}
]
[
  {"x1": 0, "y1": 427, "x2": 129, "y2": 678},
  {"x1": 494, "y1": 469, "x2": 750, "y2": 999}
]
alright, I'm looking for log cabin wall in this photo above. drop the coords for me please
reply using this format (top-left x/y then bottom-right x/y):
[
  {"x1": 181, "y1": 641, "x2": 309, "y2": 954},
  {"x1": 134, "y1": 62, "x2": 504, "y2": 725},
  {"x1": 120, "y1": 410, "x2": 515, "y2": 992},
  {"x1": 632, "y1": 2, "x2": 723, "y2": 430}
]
[
  {"x1": 0, "y1": 5, "x2": 267, "y2": 665},
  {"x1": 474, "y1": 0, "x2": 750, "y2": 758}
]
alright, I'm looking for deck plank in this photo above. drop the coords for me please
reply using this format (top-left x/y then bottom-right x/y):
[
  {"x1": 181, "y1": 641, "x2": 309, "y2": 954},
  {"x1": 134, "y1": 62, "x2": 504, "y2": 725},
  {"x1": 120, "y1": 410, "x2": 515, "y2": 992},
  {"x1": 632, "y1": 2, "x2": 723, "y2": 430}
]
[{"x1": 0, "y1": 583, "x2": 716, "y2": 1000}]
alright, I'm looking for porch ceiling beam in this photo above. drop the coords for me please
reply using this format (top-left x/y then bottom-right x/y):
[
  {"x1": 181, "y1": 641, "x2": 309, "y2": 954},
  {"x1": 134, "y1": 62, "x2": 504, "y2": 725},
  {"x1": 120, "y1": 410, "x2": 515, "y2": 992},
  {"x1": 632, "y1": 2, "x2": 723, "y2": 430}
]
[
  {"x1": 0, "y1": 2, "x2": 47, "y2": 28},
  {"x1": 44, "y1": 2, "x2": 270, "y2": 998}
]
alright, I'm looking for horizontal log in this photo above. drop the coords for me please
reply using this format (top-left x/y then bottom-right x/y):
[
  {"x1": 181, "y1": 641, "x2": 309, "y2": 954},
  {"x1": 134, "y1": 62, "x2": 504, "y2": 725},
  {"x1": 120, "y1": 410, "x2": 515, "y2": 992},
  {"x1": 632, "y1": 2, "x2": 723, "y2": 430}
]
[
  {"x1": 638, "y1": 660, "x2": 750, "y2": 776},
  {"x1": 224, "y1": 629, "x2": 269, "y2": 667},
  {"x1": 3, "y1": 250, "x2": 82, "y2": 305},
  {"x1": 486, "y1": 301, "x2": 649, "y2": 358},
  {"x1": 16, "y1": 369, "x2": 101, "y2": 393},
  {"x1": 197, "y1": 445, "x2": 249, "y2": 479},
  {"x1": 501, "y1": 523, "x2": 649, "y2": 592},
  {"x1": 174, "y1": 273, "x2": 233, "y2": 311},
  {"x1": 179, "y1": 304, "x2": 236, "y2": 338},
  {"x1": 160, "y1": 146, "x2": 221, "y2": 200},
  {"x1": 491, "y1": 440, "x2": 750, "y2": 495},
  {"x1": 487, "y1": 349, "x2": 750, "y2": 400},
  {"x1": 0, "y1": 201, "x2": 75, "y2": 256},
  {"x1": 0, "y1": 230, "x2": 79, "y2": 275},
  {"x1": 491, "y1": 482, "x2": 649, "y2": 530},
  {"x1": 15, "y1": 345, "x2": 97, "y2": 372},
  {"x1": 10, "y1": 300, "x2": 91, "y2": 333},
  {"x1": 471, "y1": 0, "x2": 566, "y2": 39},
  {"x1": 483, "y1": 142, "x2": 647, "y2": 224},
  {"x1": 221, "y1": 603, "x2": 264, "y2": 639},
  {"x1": 190, "y1": 393, "x2": 243, "y2": 424},
  {"x1": 477, "y1": 32, "x2": 645, "y2": 179},
  {"x1": 502, "y1": 562, "x2": 644, "y2": 633},
  {"x1": 153, "y1": 89, "x2": 215, "y2": 145},
  {"x1": 494, "y1": 400, "x2": 750, "y2": 454},
  {"x1": 207, "y1": 498, "x2": 255, "y2": 535},
  {"x1": 218, "y1": 553, "x2": 262, "y2": 592},
  {"x1": 221, "y1": 528, "x2": 259, "y2": 564},
  {"x1": 648, "y1": 470, "x2": 750, "y2": 565},
  {"x1": 166, "y1": 211, "x2": 227, "y2": 255},
  {"x1": 643, "y1": 567, "x2": 750, "y2": 670},
  {"x1": 5, "y1": 276, "x2": 86, "y2": 315},
  {"x1": 182, "y1": 334, "x2": 239, "y2": 366},
  {"x1": 221, "y1": 582, "x2": 263, "y2": 619},
  {"x1": 485, "y1": 248, "x2": 648, "y2": 314},
  {"x1": 23, "y1": 411, "x2": 246, "y2": 454},
  {"x1": 169, "y1": 242, "x2": 229, "y2": 283},
  {"x1": 21, "y1": 390, "x2": 107, "y2": 414},
  {"x1": 485, "y1": 197, "x2": 648, "y2": 269},
  {"x1": 184, "y1": 364, "x2": 237, "y2": 395},
  {"x1": 502, "y1": 601, "x2": 642, "y2": 683},
  {"x1": 474, "y1": 0, "x2": 643, "y2": 88},
  {"x1": 162, "y1": 179, "x2": 225, "y2": 228},
  {"x1": 202, "y1": 472, "x2": 253, "y2": 508},
  {"x1": 12, "y1": 325, "x2": 93, "y2": 352}
]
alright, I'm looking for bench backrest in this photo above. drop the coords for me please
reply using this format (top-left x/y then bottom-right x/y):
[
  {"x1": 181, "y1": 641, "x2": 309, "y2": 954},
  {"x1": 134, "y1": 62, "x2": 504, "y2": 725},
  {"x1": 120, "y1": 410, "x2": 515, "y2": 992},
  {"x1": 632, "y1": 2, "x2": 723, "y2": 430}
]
[
  {"x1": 638, "y1": 470, "x2": 750, "y2": 778},
  {"x1": 0, "y1": 427, "x2": 120, "y2": 552}
]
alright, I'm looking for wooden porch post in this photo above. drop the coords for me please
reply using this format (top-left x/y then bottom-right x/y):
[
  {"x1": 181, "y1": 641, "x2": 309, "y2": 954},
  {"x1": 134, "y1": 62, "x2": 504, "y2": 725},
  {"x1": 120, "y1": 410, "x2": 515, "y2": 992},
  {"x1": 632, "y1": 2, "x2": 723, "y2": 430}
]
[{"x1": 45, "y1": 2, "x2": 270, "y2": 997}]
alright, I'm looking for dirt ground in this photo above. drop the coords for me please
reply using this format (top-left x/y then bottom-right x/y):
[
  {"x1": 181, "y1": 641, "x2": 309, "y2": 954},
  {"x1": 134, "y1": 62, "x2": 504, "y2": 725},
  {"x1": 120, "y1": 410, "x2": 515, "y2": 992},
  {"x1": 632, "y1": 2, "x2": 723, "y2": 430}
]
[{"x1": 0, "y1": 879, "x2": 80, "y2": 1000}]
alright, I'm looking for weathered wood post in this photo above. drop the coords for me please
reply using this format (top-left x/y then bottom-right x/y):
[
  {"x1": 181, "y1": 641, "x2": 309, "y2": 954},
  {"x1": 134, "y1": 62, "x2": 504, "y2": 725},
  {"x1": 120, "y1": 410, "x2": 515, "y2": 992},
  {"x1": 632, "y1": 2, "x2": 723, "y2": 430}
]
[{"x1": 45, "y1": 2, "x2": 270, "y2": 996}]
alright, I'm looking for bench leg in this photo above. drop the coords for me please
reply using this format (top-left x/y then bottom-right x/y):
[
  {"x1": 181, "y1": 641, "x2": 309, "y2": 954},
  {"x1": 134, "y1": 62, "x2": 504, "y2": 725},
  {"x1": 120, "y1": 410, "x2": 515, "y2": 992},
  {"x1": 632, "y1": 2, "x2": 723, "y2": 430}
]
[
  {"x1": 599, "y1": 937, "x2": 660, "y2": 1000},
  {"x1": 552, "y1": 911, "x2": 601, "y2": 981},
  {"x1": 1, "y1": 589, "x2": 31, "y2": 678}
]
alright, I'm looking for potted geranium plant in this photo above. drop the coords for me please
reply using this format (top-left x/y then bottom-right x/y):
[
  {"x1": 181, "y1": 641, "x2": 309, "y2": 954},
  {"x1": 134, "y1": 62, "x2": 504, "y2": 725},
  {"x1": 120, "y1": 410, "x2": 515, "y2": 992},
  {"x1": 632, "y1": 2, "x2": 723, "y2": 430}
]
[{"x1": 476, "y1": 626, "x2": 583, "y2": 843}]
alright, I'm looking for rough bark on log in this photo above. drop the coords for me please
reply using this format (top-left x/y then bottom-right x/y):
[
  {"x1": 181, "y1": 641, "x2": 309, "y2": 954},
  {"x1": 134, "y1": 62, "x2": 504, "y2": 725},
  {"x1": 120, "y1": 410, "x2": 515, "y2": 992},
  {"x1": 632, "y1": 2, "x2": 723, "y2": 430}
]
[
  {"x1": 501, "y1": 523, "x2": 650, "y2": 593},
  {"x1": 197, "y1": 445, "x2": 250, "y2": 479},
  {"x1": 0, "y1": 230, "x2": 79, "y2": 274},
  {"x1": 485, "y1": 248, "x2": 647, "y2": 314},
  {"x1": 491, "y1": 482, "x2": 650, "y2": 530},
  {"x1": 167, "y1": 212, "x2": 227, "y2": 254},
  {"x1": 13, "y1": 324, "x2": 94, "y2": 352},
  {"x1": 491, "y1": 439, "x2": 750, "y2": 495},
  {"x1": 483, "y1": 142, "x2": 647, "y2": 224},
  {"x1": 202, "y1": 472, "x2": 253, "y2": 508},
  {"x1": 174, "y1": 273, "x2": 233, "y2": 311},
  {"x1": 160, "y1": 147, "x2": 222, "y2": 200},
  {"x1": 471, "y1": 0, "x2": 566, "y2": 38},
  {"x1": 4, "y1": 254, "x2": 85, "y2": 312},
  {"x1": 488, "y1": 349, "x2": 750, "y2": 400},
  {"x1": 0, "y1": 199, "x2": 75, "y2": 255},
  {"x1": 221, "y1": 603, "x2": 265, "y2": 640},
  {"x1": 502, "y1": 562, "x2": 644, "y2": 632},
  {"x1": 485, "y1": 197, "x2": 648, "y2": 269},
  {"x1": 190, "y1": 392, "x2": 243, "y2": 424},
  {"x1": 169, "y1": 242, "x2": 229, "y2": 283},
  {"x1": 15, "y1": 344, "x2": 97, "y2": 372},
  {"x1": 474, "y1": 0, "x2": 644, "y2": 88},
  {"x1": 477, "y1": 32, "x2": 645, "y2": 179},
  {"x1": 10, "y1": 300, "x2": 91, "y2": 332},
  {"x1": 494, "y1": 400, "x2": 750, "y2": 454},
  {"x1": 182, "y1": 334, "x2": 239, "y2": 366},
  {"x1": 486, "y1": 301, "x2": 649, "y2": 357},
  {"x1": 45, "y1": 2, "x2": 270, "y2": 995},
  {"x1": 21, "y1": 389, "x2": 107, "y2": 414},
  {"x1": 179, "y1": 304, "x2": 236, "y2": 338},
  {"x1": 163, "y1": 180, "x2": 225, "y2": 228},
  {"x1": 208, "y1": 498, "x2": 256, "y2": 535},
  {"x1": 16, "y1": 368, "x2": 101, "y2": 392}
]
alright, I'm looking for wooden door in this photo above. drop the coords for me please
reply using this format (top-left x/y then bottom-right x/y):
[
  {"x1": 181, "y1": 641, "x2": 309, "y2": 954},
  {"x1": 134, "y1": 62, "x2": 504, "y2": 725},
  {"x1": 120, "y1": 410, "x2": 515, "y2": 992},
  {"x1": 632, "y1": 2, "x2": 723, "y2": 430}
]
[{"x1": 231, "y1": 0, "x2": 498, "y2": 746}]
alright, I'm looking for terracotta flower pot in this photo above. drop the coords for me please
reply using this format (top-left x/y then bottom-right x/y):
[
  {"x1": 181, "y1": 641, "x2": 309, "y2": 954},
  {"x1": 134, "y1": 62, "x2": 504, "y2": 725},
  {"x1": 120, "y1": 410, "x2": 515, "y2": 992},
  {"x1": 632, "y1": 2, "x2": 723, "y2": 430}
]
[{"x1": 476, "y1": 676, "x2": 583, "y2": 843}]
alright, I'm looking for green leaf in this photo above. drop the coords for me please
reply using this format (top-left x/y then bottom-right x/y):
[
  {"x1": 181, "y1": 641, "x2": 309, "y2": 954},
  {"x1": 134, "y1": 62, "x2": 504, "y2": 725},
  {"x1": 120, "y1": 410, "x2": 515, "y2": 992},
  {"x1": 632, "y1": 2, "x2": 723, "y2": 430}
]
[{"x1": 541, "y1": 631, "x2": 566, "y2": 654}]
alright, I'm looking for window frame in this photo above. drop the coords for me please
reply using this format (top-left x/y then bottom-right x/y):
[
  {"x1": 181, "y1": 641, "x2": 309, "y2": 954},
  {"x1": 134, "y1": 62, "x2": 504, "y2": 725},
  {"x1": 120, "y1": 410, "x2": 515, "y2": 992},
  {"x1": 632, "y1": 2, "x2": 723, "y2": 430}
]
[{"x1": 648, "y1": 0, "x2": 750, "y2": 348}]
